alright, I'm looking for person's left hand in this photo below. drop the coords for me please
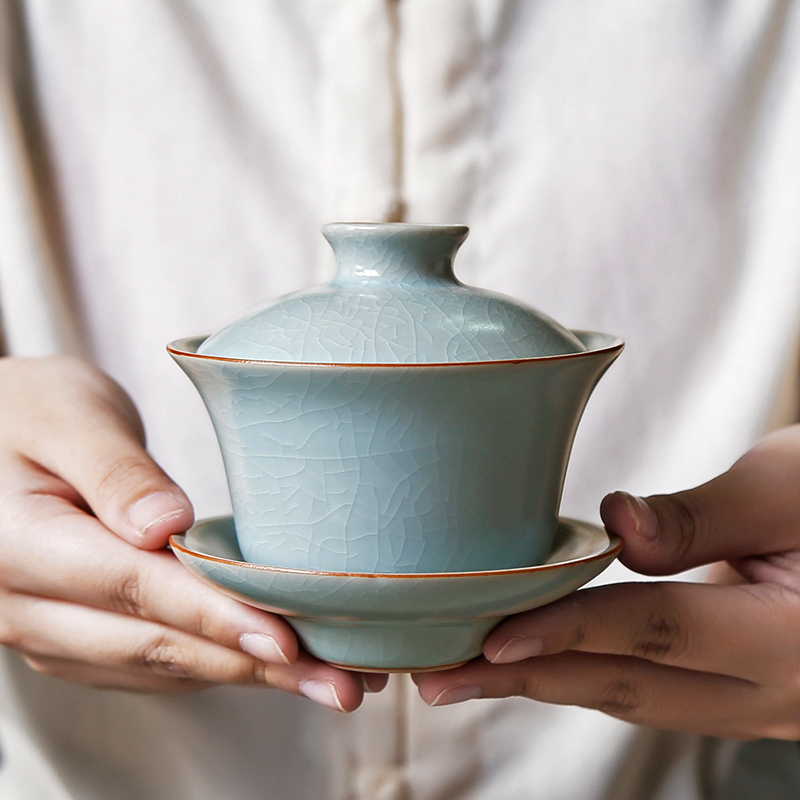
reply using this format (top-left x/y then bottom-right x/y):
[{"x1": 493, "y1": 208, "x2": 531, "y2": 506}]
[{"x1": 413, "y1": 425, "x2": 800, "y2": 740}]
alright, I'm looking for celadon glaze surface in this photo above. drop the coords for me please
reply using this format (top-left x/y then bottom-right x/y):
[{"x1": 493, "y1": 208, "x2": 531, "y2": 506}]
[
  {"x1": 168, "y1": 332, "x2": 623, "y2": 573},
  {"x1": 197, "y1": 223, "x2": 586, "y2": 362},
  {"x1": 170, "y1": 516, "x2": 621, "y2": 671}
]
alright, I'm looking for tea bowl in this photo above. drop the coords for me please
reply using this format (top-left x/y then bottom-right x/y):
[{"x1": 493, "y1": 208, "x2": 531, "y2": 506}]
[
  {"x1": 170, "y1": 515, "x2": 621, "y2": 672},
  {"x1": 169, "y1": 332, "x2": 622, "y2": 573}
]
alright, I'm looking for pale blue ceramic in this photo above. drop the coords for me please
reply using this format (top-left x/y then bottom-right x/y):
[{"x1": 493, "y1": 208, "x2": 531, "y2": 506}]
[
  {"x1": 170, "y1": 516, "x2": 622, "y2": 672},
  {"x1": 198, "y1": 223, "x2": 586, "y2": 363},
  {"x1": 170, "y1": 332, "x2": 621, "y2": 572},
  {"x1": 169, "y1": 223, "x2": 623, "y2": 573}
]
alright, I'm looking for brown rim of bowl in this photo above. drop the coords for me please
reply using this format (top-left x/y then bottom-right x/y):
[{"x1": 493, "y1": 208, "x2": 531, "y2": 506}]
[
  {"x1": 323, "y1": 221, "x2": 470, "y2": 232},
  {"x1": 168, "y1": 520, "x2": 622, "y2": 579},
  {"x1": 167, "y1": 331, "x2": 624, "y2": 369}
]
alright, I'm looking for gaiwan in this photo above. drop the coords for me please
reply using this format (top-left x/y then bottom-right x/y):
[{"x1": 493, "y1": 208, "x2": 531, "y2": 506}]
[{"x1": 169, "y1": 223, "x2": 622, "y2": 574}]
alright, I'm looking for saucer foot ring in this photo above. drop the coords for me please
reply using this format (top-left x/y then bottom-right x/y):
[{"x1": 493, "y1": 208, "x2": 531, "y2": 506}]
[
  {"x1": 330, "y1": 659, "x2": 471, "y2": 674},
  {"x1": 290, "y1": 617, "x2": 496, "y2": 673}
]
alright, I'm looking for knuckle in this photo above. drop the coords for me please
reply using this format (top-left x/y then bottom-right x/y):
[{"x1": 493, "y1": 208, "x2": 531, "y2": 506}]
[
  {"x1": 196, "y1": 615, "x2": 219, "y2": 642},
  {"x1": 107, "y1": 569, "x2": 146, "y2": 618},
  {"x1": 629, "y1": 585, "x2": 689, "y2": 661},
  {"x1": 562, "y1": 594, "x2": 589, "y2": 648},
  {"x1": 196, "y1": 615, "x2": 235, "y2": 652},
  {"x1": 132, "y1": 630, "x2": 266, "y2": 686},
  {"x1": 237, "y1": 660, "x2": 271, "y2": 686},
  {"x1": 518, "y1": 674, "x2": 540, "y2": 698},
  {"x1": 215, "y1": 651, "x2": 272, "y2": 686},
  {"x1": 189, "y1": 602, "x2": 221, "y2": 641},
  {"x1": 134, "y1": 632, "x2": 189, "y2": 678},
  {"x1": 662, "y1": 493, "x2": 706, "y2": 563},
  {"x1": 569, "y1": 623, "x2": 588, "y2": 650},
  {"x1": 92, "y1": 454, "x2": 154, "y2": 506},
  {"x1": 595, "y1": 676, "x2": 643, "y2": 720}
]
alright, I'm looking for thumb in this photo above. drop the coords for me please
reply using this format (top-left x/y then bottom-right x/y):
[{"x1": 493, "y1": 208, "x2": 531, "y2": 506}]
[
  {"x1": 53, "y1": 430, "x2": 195, "y2": 550},
  {"x1": 12, "y1": 361, "x2": 195, "y2": 549},
  {"x1": 601, "y1": 425, "x2": 800, "y2": 575}
]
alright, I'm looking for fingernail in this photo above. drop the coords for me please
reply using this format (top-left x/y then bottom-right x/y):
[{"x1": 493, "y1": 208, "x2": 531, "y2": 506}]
[
  {"x1": 128, "y1": 491, "x2": 190, "y2": 538},
  {"x1": 240, "y1": 633, "x2": 291, "y2": 665},
  {"x1": 491, "y1": 636, "x2": 544, "y2": 663},
  {"x1": 363, "y1": 673, "x2": 390, "y2": 693},
  {"x1": 300, "y1": 679, "x2": 345, "y2": 712},
  {"x1": 429, "y1": 685, "x2": 482, "y2": 707},
  {"x1": 620, "y1": 492, "x2": 659, "y2": 540}
]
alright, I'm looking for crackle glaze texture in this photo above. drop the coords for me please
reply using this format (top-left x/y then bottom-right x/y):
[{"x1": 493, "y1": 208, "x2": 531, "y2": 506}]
[
  {"x1": 197, "y1": 223, "x2": 586, "y2": 363},
  {"x1": 170, "y1": 516, "x2": 621, "y2": 671},
  {"x1": 169, "y1": 332, "x2": 622, "y2": 573}
]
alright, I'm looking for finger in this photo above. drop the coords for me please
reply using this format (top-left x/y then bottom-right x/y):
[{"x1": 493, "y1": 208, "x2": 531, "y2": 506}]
[
  {"x1": 601, "y1": 425, "x2": 800, "y2": 575},
  {"x1": 413, "y1": 653, "x2": 797, "y2": 740},
  {"x1": 3, "y1": 593, "x2": 367, "y2": 711},
  {"x1": 0, "y1": 501, "x2": 300, "y2": 665},
  {"x1": 729, "y1": 551, "x2": 800, "y2": 593},
  {"x1": 21, "y1": 655, "x2": 214, "y2": 693},
  {"x1": 482, "y1": 580, "x2": 800, "y2": 684},
  {"x1": 4, "y1": 592, "x2": 279, "y2": 687},
  {"x1": 1, "y1": 358, "x2": 193, "y2": 548},
  {"x1": 25, "y1": 653, "x2": 385, "y2": 704}
]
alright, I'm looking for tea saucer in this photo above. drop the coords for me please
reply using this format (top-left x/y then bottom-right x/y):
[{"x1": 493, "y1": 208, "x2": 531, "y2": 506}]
[{"x1": 170, "y1": 517, "x2": 621, "y2": 672}]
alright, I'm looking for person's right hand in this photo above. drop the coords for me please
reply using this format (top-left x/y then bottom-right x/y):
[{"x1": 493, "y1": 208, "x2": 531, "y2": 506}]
[{"x1": 0, "y1": 356, "x2": 385, "y2": 710}]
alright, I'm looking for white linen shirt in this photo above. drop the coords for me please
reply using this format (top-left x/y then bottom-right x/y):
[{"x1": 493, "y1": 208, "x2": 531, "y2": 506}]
[{"x1": 1, "y1": 1, "x2": 800, "y2": 798}]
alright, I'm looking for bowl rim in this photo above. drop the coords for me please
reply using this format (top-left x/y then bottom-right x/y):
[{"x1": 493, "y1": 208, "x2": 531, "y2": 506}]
[
  {"x1": 167, "y1": 331, "x2": 624, "y2": 369},
  {"x1": 323, "y1": 221, "x2": 470, "y2": 234}
]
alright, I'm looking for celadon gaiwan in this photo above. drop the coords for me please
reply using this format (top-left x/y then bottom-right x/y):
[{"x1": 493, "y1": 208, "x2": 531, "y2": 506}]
[{"x1": 168, "y1": 223, "x2": 623, "y2": 574}]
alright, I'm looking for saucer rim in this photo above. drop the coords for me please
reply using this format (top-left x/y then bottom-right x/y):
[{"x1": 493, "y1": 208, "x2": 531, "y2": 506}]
[{"x1": 169, "y1": 516, "x2": 622, "y2": 580}]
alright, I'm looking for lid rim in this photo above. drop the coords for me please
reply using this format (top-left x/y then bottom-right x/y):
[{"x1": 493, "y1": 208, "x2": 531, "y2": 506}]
[{"x1": 168, "y1": 332, "x2": 625, "y2": 368}]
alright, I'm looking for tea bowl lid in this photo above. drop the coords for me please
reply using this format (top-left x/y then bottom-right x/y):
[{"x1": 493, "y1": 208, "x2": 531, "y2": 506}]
[{"x1": 197, "y1": 223, "x2": 586, "y2": 364}]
